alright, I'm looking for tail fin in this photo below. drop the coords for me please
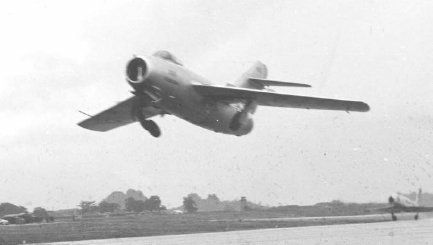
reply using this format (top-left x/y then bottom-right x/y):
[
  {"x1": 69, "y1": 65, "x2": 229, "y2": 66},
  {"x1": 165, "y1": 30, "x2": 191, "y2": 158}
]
[
  {"x1": 230, "y1": 62, "x2": 267, "y2": 115},
  {"x1": 415, "y1": 188, "x2": 422, "y2": 205},
  {"x1": 233, "y1": 61, "x2": 267, "y2": 89}
]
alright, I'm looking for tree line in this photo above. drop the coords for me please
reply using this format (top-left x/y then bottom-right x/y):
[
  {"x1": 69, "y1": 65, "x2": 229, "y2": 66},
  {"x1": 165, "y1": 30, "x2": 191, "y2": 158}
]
[
  {"x1": 78, "y1": 195, "x2": 166, "y2": 214},
  {"x1": 79, "y1": 194, "x2": 200, "y2": 214},
  {"x1": 0, "y1": 203, "x2": 53, "y2": 224}
]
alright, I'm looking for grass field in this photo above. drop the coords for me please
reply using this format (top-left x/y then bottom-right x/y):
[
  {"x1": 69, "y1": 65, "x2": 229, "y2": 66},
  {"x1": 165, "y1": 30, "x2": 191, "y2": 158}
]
[{"x1": 0, "y1": 211, "x2": 390, "y2": 244}]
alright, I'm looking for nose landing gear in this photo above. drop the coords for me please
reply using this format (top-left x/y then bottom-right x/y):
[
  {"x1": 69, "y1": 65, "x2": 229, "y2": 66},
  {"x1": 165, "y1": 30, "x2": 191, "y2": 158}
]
[{"x1": 135, "y1": 106, "x2": 161, "y2": 138}]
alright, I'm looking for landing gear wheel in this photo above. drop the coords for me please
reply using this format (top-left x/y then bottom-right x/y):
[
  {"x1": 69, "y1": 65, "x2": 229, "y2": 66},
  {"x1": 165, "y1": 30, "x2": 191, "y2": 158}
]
[
  {"x1": 135, "y1": 107, "x2": 161, "y2": 137},
  {"x1": 140, "y1": 120, "x2": 161, "y2": 138},
  {"x1": 392, "y1": 214, "x2": 397, "y2": 221},
  {"x1": 415, "y1": 214, "x2": 419, "y2": 220}
]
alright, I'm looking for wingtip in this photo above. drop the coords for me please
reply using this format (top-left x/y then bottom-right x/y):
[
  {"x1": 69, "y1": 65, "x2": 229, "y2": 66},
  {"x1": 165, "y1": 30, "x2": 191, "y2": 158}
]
[
  {"x1": 77, "y1": 117, "x2": 97, "y2": 130},
  {"x1": 77, "y1": 120, "x2": 105, "y2": 132},
  {"x1": 77, "y1": 120, "x2": 88, "y2": 129},
  {"x1": 362, "y1": 102, "x2": 371, "y2": 112},
  {"x1": 349, "y1": 102, "x2": 370, "y2": 112}
]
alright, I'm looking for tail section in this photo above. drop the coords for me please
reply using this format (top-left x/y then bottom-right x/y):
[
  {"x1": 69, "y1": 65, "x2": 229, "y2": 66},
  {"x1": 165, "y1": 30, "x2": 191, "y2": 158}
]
[
  {"x1": 416, "y1": 188, "x2": 422, "y2": 205},
  {"x1": 231, "y1": 61, "x2": 311, "y2": 89},
  {"x1": 233, "y1": 61, "x2": 268, "y2": 89},
  {"x1": 229, "y1": 62, "x2": 267, "y2": 116}
]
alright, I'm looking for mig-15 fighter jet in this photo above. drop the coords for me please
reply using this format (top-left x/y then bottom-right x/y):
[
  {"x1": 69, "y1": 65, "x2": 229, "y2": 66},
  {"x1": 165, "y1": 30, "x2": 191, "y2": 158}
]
[{"x1": 78, "y1": 50, "x2": 369, "y2": 137}]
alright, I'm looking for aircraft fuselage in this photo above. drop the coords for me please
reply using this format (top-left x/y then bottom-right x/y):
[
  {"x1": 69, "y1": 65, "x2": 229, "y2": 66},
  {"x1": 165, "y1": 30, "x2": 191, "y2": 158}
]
[
  {"x1": 389, "y1": 193, "x2": 418, "y2": 208},
  {"x1": 128, "y1": 55, "x2": 253, "y2": 136}
]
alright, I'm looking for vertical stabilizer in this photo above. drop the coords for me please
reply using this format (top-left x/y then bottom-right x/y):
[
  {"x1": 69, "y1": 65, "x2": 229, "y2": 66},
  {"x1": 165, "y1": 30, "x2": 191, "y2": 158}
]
[
  {"x1": 229, "y1": 61, "x2": 267, "y2": 116},
  {"x1": 416, "y1": 188, "x2": 422, "y2": 205},
  {"x1": 233, "y1": 61, "x2": 267, "y2": 89}
]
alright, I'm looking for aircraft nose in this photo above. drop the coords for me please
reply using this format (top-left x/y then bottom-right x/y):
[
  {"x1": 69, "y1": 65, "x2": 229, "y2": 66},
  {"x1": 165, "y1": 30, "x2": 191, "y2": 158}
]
[
  {"x1": 388, "y1": 196, "x2": 394, "y2": 204},
  {"x1": 126, "y1": 57, "x2": 148, "y2": 89}
]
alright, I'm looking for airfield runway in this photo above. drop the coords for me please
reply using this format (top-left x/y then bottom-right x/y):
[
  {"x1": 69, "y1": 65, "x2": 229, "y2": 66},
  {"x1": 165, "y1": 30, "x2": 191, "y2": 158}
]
[{"x1": 44, "y1": 216, "x2": 433, "y2": 245}]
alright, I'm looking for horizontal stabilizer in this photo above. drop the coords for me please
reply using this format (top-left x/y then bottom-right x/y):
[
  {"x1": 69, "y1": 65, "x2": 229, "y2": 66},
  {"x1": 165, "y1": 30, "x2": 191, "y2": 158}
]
[
  {"x1": 193, "y1": 84, "x2": 370, "y2": 112},
  {"x1": 248, "y1": 78, "x2": 311, "y2": 88}
]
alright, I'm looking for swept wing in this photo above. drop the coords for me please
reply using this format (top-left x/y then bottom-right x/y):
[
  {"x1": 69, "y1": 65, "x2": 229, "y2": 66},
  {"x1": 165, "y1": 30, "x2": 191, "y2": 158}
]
[
  {"x1": 193, "y1": 85, "x2": 370, "y2": 112},
  {"x1": 78, "y1": 96, "x2": 161, "y2": 132}
]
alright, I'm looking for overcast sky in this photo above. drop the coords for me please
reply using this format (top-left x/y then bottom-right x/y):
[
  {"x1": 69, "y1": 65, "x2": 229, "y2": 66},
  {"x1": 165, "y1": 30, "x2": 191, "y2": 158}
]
[{"x1": 1, "y1": 0, "x2": 433, "y2": 210}]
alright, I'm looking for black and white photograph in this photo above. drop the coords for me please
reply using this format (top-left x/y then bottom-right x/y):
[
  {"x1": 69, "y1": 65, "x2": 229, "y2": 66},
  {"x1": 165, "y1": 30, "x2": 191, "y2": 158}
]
[{"x1": 1, "y1": 0, "x2": 433, "y2": 244}]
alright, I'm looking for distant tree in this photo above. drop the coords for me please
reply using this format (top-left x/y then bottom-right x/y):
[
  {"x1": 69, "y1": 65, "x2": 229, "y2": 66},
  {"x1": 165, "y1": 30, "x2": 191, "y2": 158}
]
[
  {"x1": 33, "y1": 207, "x2": 48, "y2": 219},
  {"x1": 183, "y1": 196, "x2": 198, "y2": 213},
  {"x1": 0, "y1": 202, "x2": 27, "y2": 216},
  {"x1": 330, "y1": 200, "x2": 345, "y2": 206},
  {"x1": 240, "y1": 197, "x2": 251, "y2": 211},
  {"x1": 207, "y1": 194, "x2": 220, "y2": 203},
  {"x1": 144, "y1": 196, "x2": 162, "y2": 212},
  {"x1": 125, "y1": 197, "x2": 135, "y2": 212},
  {"x1": 98, "y1": 201, "x2": 120, "y2": 213},
  {"x1": 125, "y1": 197, "x2": 133, "y2": 212},
  {"x1": 21, "y1": 213, "x2": 37, "y2": 223},
  {"x1": 187, "y1": 193, "x2": 201, "y2": 201},
  {"x1": 223, "y1": 204, "x2": 235, "y2": 212},
  {"x1": 125, "y1": 197, "x2": 133, "y2": 211},
  {"x1": 78, "y1": 201, "x2": 97, "y2": 215},
  {"x1": 125, "y1": 197, "x2": 145, "y2": 213}
]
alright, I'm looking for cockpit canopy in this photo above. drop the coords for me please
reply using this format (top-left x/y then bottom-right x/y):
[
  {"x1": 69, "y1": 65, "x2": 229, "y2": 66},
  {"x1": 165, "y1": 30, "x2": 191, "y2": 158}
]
[{"x1": 152, "y1": 50, "x2": 183, "y2": 66}]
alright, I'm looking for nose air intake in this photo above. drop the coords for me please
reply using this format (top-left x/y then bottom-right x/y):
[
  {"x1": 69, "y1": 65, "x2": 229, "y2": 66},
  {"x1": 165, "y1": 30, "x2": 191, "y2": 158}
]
[{"x1": 126, "y1": 57, "x2": 148, "y2": 87}]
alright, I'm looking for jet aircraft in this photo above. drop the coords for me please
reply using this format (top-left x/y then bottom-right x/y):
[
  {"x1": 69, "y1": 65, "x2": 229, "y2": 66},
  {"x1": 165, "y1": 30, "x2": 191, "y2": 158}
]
[
  {"x1": 78, "y1": 50, "x2": 370, "y2": 137},
  {"x1": 380, "y1": 189, "x2": 433, "y2": 221}
]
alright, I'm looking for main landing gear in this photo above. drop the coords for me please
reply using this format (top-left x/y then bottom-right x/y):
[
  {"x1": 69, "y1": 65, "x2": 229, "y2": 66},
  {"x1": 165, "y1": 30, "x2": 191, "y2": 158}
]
[
  {"x1": 391, "y1": 213, "x2": 420, "y2": 221},
  {"x1": 140, "y1": 119, "x2": 161, "y2": 138},
  {"x1": 135, "y1": 107, "x2": 161, "y2": 138}
]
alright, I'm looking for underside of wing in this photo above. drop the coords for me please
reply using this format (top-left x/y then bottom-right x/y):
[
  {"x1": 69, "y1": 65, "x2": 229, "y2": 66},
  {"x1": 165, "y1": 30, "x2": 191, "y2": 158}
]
[
  {"x1": 193, "y1": 85, "x2": 370, "y2": 112},
  {"x1": 78, "y1": 96, "x2": 161, "y2": 132}
]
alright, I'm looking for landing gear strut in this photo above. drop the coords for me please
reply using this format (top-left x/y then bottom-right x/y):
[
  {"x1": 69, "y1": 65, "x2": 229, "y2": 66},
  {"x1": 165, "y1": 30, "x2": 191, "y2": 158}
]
[
  {"x1": 135, "y1": 107, "x2": 161, "y2": 138},
  {"x1": 391, "y1": 207, "x2": 397, "y2": 221}
]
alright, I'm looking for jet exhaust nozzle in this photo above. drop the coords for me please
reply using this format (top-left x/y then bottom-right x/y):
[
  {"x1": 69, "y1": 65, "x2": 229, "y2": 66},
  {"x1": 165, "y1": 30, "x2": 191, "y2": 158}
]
[{"x1": 126, "y1": 57, "x2": 149, "y2": 89}]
